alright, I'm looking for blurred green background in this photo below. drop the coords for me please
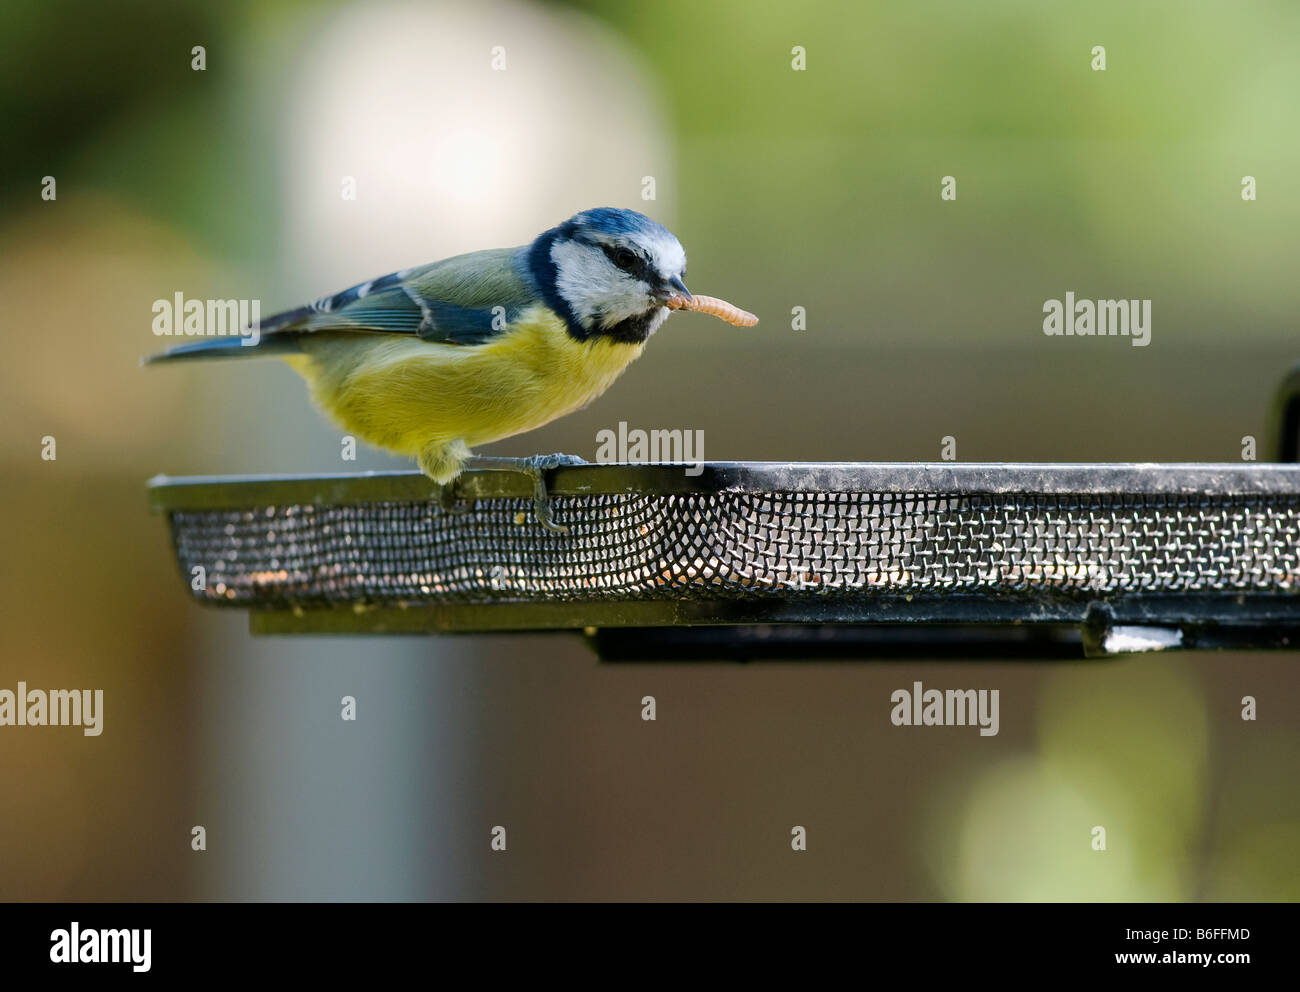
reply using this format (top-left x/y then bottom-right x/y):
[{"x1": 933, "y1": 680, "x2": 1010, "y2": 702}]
[{"x1": 2, "y1": 0, "x2": 1297, "y2": 900}]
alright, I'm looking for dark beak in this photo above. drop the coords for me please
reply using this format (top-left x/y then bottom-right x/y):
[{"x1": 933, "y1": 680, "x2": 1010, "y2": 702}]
[{"x1": 668, "y1": 275, "x2": 693, "y2": 301}]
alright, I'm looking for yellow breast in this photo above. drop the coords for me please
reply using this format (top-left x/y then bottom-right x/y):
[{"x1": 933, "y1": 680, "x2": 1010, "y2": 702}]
[{"x1": 288, "y1": 304, "x2": 646, "y2": 458}]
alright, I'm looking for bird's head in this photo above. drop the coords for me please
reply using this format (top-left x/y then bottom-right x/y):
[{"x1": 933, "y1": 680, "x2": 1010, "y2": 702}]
[{"x1": 528, "y1": 207, "x2": 691, "y2": 344}]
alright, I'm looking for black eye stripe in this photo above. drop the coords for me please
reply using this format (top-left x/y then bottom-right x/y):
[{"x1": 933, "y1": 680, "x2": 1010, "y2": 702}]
[{"x1": 601, "y1": 243, "x2": 649, "y2": 278}]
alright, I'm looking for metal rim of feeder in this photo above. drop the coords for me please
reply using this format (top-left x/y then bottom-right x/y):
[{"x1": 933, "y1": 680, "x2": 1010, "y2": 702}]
[{"x1": 150, "y1": 462, "x2": 1300, "y2": 657}]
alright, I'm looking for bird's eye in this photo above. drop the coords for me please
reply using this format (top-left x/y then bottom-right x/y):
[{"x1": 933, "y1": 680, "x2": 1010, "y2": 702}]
[{"x1": 613, "y1": 247, "x2": 637, "y2": 271}]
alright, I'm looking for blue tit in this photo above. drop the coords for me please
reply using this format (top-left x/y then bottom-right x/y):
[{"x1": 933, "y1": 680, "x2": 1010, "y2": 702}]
[{"x1": 148, "y1": 207, "x2": 755, "y2": 532}]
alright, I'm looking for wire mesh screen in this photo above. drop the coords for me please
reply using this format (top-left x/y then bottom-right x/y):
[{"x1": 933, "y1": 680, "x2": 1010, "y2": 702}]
[{"x1": 168, "y1": 487, "x2": 1300, "y2": 609}]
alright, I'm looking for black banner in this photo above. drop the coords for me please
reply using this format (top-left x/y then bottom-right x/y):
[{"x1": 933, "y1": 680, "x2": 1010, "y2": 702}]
[{"x1": 0, "y1": 902, "x2": 1286, "y2": 979}]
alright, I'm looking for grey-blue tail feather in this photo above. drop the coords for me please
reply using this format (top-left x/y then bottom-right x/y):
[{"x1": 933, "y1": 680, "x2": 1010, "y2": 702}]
[{"x1": 144, "y1": 333, "x2": 304, "y2": 364}]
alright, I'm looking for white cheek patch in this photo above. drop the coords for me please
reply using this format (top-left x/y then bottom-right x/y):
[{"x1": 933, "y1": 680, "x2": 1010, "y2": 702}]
[{"x1": 552, "y1": 240, "x2": 652, "y2": 328}]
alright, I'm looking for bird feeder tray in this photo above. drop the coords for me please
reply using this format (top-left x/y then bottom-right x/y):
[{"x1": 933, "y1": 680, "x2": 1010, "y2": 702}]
[{"x1": 149, "y1": 462, "x2": 1300, "y2": 658}]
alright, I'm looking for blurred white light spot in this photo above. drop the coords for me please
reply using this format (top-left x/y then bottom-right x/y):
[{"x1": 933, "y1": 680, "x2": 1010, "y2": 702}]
[
  {"x1": 432, "y1": 128, "x2": 505, "y2": 202},
  {"x1": 278, "y1": 0, "x2": 674, "y2": 293}
]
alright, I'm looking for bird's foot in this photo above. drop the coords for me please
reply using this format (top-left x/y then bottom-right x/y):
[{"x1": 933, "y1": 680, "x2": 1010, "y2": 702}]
[
  {"x1": 464, "y1": 453, "x2": 587, "y2": 534},
  {"x1": 520, "y1": 452, "x2": 587, "y2": 473}
]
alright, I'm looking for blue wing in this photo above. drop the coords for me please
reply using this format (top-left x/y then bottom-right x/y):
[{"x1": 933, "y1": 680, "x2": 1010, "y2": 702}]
[{"x1": 147, "y1": 246, "x2": 539, "y2": 363}]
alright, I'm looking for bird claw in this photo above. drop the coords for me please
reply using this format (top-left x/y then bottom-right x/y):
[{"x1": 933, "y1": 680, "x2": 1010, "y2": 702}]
[
  {"x1": 521, "y1": 452, "x2": 587, "y2": 473},
  {"x1": 531, "y1": 475, "x2": 567, "y2": 533},
  {"x1": 461, "y1": 453, "x2": 587, "y2": 533},
  {"x1": 521, "y1": 453, "x2": 585, "y2": 533}
]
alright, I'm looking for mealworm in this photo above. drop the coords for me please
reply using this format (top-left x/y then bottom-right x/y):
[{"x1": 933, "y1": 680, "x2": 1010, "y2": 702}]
[{"x1": 665, "y1": 293, "x2": 758, "y2": 327}]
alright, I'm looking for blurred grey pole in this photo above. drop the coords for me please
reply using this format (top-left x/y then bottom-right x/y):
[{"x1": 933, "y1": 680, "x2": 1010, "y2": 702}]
[{"x1": 194, "y1": 0, "x2": 673, "y2": 899}]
